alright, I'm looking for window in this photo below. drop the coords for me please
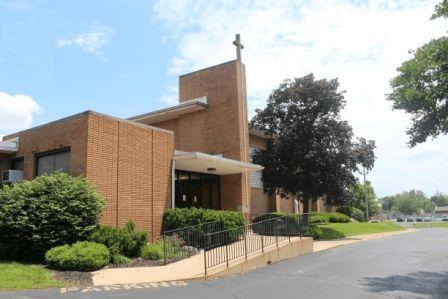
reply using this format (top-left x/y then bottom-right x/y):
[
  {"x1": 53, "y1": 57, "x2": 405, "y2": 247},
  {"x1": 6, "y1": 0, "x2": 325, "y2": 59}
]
[
  {"x1": 249, "y1": 146, "x2": 264, "y2": 188},
  {"x1": 249, "y1": 146, "x2": 260, "y2": 161},
  {"x1": 36, "y1": 150, "x2": 71, "y2": 176},
  {"x1": 251, "y1": 170, "x2": 263, "y2": 189},
  {"x1": 11, "y1": 158, "x2": 24, "y2": 171}
]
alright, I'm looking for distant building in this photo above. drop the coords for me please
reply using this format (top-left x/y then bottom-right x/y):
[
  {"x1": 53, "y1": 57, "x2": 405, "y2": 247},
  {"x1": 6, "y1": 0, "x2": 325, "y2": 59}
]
[{"x1": 434, "y1": 206, "x2": 448, "y2": 214}]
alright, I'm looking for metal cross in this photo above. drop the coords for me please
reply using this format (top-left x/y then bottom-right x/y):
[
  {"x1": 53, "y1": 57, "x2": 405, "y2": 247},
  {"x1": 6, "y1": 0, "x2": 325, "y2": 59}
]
[{"x1": 233, "y1": 34, "x2": 244, "y2": 61}]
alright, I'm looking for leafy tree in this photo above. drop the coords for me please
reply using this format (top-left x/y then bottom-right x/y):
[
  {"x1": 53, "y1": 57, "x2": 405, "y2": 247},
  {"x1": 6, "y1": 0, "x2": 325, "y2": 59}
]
[
  {"x1": 387, "y1": 190, "x2": 435, "y2": 215},
  {"x1": 352, "y1": 182, "x2": 379, "y2": 218},
  {"x1": 380, "y1": 196, "x2": 397, "y2": 212},
  {"x1": 430, "y1": 192, "x2": 448, "y2": 206},
  {"x1": 388, "y1": 1, "x2": 448, "y2": 146},
  {"x1": 251, "y1": 74, "x2": 376, "y2": 214}
]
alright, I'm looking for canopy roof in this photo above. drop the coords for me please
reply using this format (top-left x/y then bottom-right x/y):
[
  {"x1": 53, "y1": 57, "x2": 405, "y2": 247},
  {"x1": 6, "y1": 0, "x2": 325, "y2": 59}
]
[
  {"x1": 174, "y1": 150, "x2": 263, "y2": 175},
  {"x1": 128, "y1": 97, "x2": 207, "y2": 124},
  {"x1": 0, "y1": 137, "x2": 19, "y2": 154}
]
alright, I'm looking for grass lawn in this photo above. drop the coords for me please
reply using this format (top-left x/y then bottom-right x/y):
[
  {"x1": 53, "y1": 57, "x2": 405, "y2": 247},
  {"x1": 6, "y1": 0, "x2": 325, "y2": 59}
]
[
  {"x1": 318, "y1": 222, "x2": 406, "y2": 240},
  {"x1": 413, "y1": 222, "x2": 448, "y2": 228},
  {"x1": 0, "y1": 262, "x2": 67, "y2": 291}
]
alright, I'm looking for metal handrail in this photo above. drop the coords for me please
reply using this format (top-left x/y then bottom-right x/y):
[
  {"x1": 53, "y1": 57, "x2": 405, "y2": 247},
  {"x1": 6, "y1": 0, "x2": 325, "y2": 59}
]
[
  {"x1": 162, "y1": 220, "x2": 223, "y2": 264},
  {"x1": 203, "y1": 213, "x2": 310, "y2": 274}
]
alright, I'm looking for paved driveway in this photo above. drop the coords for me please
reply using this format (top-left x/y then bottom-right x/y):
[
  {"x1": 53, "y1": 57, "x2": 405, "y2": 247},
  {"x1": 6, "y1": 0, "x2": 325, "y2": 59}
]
[{"x1": 2, "y1": 229, "x2": 447, "y2": 299}]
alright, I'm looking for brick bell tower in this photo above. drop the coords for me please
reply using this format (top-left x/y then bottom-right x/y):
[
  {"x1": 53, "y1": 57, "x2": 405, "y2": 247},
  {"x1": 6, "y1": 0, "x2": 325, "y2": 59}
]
[{"x1": 176, "y1": 34, "x2": 251, "y2": 213}]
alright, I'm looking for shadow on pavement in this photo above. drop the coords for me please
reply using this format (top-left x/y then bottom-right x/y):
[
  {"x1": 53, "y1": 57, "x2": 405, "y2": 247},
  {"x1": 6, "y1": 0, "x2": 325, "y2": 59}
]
[{"x1": 363, "y1": 271, "x2": 448, "y2": 298}]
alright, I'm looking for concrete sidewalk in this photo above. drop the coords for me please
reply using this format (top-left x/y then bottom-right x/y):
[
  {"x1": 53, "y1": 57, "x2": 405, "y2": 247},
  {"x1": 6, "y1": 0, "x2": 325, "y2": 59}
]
[
  {"x1": 313, "y1": 228, "x2": 415, "y2": 252},
  {"x1": 91, "y1": 236, "x2": 312, "y2": 286}
]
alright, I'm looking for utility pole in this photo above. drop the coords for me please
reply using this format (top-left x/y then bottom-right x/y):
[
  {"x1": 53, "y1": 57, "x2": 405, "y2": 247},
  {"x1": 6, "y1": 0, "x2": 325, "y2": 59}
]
[{"x1": 363, "y1": 167, "x2": 369, "y2": 221}]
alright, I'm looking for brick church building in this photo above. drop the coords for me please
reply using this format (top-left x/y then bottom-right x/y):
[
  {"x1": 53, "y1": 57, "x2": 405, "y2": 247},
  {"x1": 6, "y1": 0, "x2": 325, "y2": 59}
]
[{"x1": 0, "y1": 36, "x2": 329, "y2": 240}]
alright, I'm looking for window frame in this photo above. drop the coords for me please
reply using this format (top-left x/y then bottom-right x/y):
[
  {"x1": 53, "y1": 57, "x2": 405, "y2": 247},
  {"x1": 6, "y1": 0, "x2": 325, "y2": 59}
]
[{"x1": 34, "y1": 147, "x2": 71, "y2": 177}]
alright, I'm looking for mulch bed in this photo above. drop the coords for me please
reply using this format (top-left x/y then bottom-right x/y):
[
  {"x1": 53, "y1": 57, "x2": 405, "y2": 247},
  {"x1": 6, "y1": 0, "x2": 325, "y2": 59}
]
[
  {"x1": 54, "y1": 270, "x2": 93, "y2": 287},
  {"x1": 105, "y1": 258, "x2": 165, "y2": 268}
]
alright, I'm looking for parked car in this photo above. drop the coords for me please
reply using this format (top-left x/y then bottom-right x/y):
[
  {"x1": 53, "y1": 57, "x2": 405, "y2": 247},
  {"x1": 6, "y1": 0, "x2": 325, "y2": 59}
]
[
  {"x1": 406, "y1": 218, "x2": 414, "y2": 222},
  {"x1": 416, "y1": 217, "x2": 423, "y2": 222},
  {"x1": 424, "y1": 217, "x2": 431, "y2": 222},
  {"x1": 369, "y1": 220, "x2": 379, "y2": 223},
  {"x1": 397, "y1": 217, "x2": 404, "y2": 222},
  {"x1": 442, "y1": 216, "x2": 448, "y2": 222}
]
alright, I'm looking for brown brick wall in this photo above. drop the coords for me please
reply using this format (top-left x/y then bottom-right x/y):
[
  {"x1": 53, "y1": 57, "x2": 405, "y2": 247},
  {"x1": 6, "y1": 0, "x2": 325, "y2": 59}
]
[
  {"x1": 85, "y1": 113, "x2": 174, "y2": 241},
  {"x1": 2, "y1": 113, "x2": 89, "y2": 180},
  {"x1": 1, "y1": 111, "x2": 174, "y2": 240},
  {"x1": 249, "y1": 134, "x2": 267, "y2": 151},
  {"x1": 250, "y1": 188, "x2": 272, "y2": 215},
  {"x1": 151, "y1": 61, "x2": 251, "y2": 213}
]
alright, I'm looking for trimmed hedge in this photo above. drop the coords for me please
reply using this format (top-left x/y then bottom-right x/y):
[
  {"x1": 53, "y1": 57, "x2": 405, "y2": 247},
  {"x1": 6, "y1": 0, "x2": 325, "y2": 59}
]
[
  {"x1": 163, "y1": 208, "x2": 245, "y2": 231},
  {"x1": 0, "y1": 173, "x2": 104, "y2": 261},
  {"x1": 252, "y1": 212, "x2": 304, "y2": 236},
  {"x1": 307, "y1": 224, "x2": 323, "y2": 239},
  {"x1": 310, "y1": 212, "x2": 351, "y2": 224},
  {"x1": 163, "y1": 208, "x2": 246, "y2": 248},
  {"x1": 88, "y1": 221, "x2": 147, "y2": 264},
  {"x1": 45, "y1": 241, "x2": 109, "y2": 271}
]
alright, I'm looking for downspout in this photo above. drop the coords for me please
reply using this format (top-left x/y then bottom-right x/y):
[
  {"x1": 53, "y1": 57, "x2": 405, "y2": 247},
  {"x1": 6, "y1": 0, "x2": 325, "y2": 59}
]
[{"x1": 172, "y1": 159, "x2": 175, "y2": 208}]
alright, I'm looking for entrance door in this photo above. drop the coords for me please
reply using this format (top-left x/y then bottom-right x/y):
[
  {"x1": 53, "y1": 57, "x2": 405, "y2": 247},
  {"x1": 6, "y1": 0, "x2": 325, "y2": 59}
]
[{"x1": 175, "y1": 170, "x2": 221, "y2": 209}]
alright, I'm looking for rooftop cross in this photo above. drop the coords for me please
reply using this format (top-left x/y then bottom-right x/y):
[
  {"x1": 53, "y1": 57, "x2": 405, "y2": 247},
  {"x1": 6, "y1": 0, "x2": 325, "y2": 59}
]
[{"x1": 233, "y1": 33, "x2": 244, "y2": 61}]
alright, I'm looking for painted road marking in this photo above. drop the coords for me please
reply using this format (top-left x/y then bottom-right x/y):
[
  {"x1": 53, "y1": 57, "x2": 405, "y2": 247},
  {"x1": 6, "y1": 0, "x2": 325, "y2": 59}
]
[{"x1": 60, "y1": 281, "x2": 189, "y2": 294}]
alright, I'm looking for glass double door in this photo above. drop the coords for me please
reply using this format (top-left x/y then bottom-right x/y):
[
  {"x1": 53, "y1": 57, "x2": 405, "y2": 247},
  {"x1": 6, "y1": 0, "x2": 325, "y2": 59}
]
[{"x1": 175, "y1": 170, "x2": 220, "y2": 209}]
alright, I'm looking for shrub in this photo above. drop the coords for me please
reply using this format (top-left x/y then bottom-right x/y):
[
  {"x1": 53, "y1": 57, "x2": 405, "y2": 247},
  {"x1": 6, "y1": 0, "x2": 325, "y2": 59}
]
[
  {"x1": 88, "y1": 221, "x2": 147, "y2": 264},
  {"x1": 141, "y1": 242, "x2": 164, "y2": 260},
  {"x1": 0, "y1": 173, "x2": 104, "y2": 261},
  {"x1": 163, "y1": 208, "x2": 246, "y2": 248},
  {"x1": 336, "y1": 207, "x2": 365, "y2": 222},
  {"x1": 350, "y1": 208, "x2": 365, "y2": 222},
  {"x1": 310, "y1": 213, "x2": 329, "y2": 224},
  {"x1": 252, "y1": 212, "x2": 304, "y2": 236},
  {"x1": 310, "y1": 212, "x2": 351, "y2": 224},
  {"x1": 45, "y1": 241, "x2": 109, "y2": 271},
  {"x1": 163, "y1": 208, "x2": 245, "y2": 231},
  {"x1": 307, "y1": 224, "x2": 323, "y2": 239},
  {"x1": 327, "y1": 212, "x2": 351, "y2": 223}
]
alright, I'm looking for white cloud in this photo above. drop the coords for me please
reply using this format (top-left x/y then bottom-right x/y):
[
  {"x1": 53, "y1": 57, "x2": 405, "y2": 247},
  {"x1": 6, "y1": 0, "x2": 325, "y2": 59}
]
[
  {"x1": 0, "y1": 92, "x2": 41, "y2": 138},
  {"x1": 56, "y1": 22, "x2": 115, "y2": 57},
  {"x1": 153, "y1": 0, "x2": 448, "y2": 197}
]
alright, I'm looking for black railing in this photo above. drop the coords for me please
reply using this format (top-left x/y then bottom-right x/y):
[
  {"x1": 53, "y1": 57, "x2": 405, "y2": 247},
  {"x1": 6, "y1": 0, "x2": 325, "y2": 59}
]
[
  {"x1": 203, "y1": 213, "x2": 310, "y2": 274},
  {"x1": 162, "y1": 221, "x2": 223, "y2": 264}
]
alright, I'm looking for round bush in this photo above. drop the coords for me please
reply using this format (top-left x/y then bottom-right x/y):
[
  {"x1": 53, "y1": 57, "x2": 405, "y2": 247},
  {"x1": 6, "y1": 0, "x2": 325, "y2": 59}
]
[
  {"x1": 307, "y1": 224, "x2": 323, "y2": 239},
  {"x1": 88, "y1": 221, "x2": 148, "y2": 264},
  {"x1": 0, "y1": 172, "x2": 105, "y2": 261},
  {"x1": 45, "y1": 241, "x2": 110, "y2": 271}
]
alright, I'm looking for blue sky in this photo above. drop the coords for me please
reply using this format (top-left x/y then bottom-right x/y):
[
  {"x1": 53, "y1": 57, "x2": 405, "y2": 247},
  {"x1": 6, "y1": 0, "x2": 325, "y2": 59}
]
[{"x1": 1, "y1": 0, "x2": 447, "y2": 197}]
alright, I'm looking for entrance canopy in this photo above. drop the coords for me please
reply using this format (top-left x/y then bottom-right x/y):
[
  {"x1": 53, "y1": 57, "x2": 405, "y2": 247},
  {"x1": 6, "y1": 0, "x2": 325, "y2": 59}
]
[
  {"x1": 174, "y1": 150, "x2": 263, "y2": 175},
  {"x1": 0, "y1": 138, "x2": 19, "y2": 154}
]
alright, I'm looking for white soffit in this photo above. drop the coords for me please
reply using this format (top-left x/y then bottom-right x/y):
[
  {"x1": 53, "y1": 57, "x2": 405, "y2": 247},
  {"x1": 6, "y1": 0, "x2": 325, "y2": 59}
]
[
  {"x1": 174, "y1": 151, "x2": 263, "y2": 175},
  {"x1": 128, "y1": 96, "x2": 207, "y2": 124},
  {"x1": 0, "y1": 137, "x2": 19, "y2": 154}
]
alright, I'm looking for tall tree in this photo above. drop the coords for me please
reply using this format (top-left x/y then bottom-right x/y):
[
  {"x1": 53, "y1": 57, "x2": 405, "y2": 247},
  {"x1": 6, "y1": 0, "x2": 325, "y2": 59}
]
[
  {"x1": 251, "y1": 74, "x2": 376, "y2": 214},
  {"x1": 388, "y1": 1, "x2": 448, "y2": 146},
  {"x1": 430, "y1": 192, "x2": 448, "y2": 206},
  {"x1": 352, "y1": 182, "x2": 379, "y2": 218}
]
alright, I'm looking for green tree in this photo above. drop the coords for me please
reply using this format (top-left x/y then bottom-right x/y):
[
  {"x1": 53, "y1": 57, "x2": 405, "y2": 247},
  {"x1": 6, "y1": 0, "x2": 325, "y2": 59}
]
[
  {"x1": 388, "y1": 1, "x2": 448, "y2": 146},
  {"x1": 430, "y1": 192, "x2": 448, "y2": 206},
  {"x1": 389, "y1": 190, "x2": 435, "y2": 215},
  {"x1": 380, "y1": 196, "x2": 397, "y2": 212},
  {"x1": 251, "y1": 74, "x2": 376, "y2": 214},
  {"x1": 352, "y1": 182, "x2": 379, "y2": 219}
]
